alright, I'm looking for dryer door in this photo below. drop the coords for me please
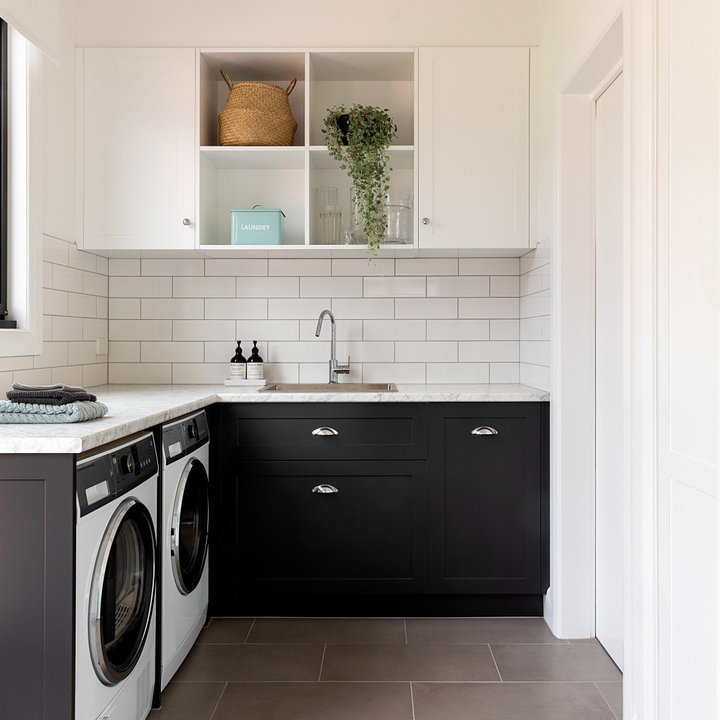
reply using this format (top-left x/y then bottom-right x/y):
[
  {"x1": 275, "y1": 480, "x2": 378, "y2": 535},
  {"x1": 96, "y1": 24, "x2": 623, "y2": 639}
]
[
  {"x1": 171, "y1": 458, "x2": 210, "y2": 595},
  {"x1": 89, "y1": 498, "x2": 156, "y2": 686}
]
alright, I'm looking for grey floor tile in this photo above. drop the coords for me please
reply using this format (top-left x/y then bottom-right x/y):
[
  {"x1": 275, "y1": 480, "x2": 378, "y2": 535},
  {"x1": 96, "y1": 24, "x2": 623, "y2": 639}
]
[
  {"x1": 412, "y1": 682, "x2": 616, "y2": 720},
  {"x1": 321, "y1": 643, "x2": 500, "y2": 681},
  {"x1": 147, "y1": 681, "x2": 226, "y2": 719},
  {"x1": 212, "y1": 681, "x2": 413, "y2": 720},
  {"x1": 247, "y1": 618, "x2": 405, "y2": 645},
  {"x1": 406, "y1": 618, "x2": 563, "y2": 644},
  {"x1": 196, "y1": 617, "x2": 255, "y2": 643},
  {"x1": 172, "y1": 643, "x2": 324, "y2": 681},
  {"x1": 595, "y1": 681, "x2": 623, "y2": 719},
  {"x1": 491, "y1": 643, "x2": 623, "y2": 681}
]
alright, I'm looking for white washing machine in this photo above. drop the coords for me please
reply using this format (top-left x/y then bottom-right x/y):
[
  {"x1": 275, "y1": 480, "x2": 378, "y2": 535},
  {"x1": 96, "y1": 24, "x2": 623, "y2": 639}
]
[
  {"x1": 75, "y1": 432, "x2": 158, "y2": 720},
  {"x1": 159, "y1": 409, "x2": 210, "y2": 690}
]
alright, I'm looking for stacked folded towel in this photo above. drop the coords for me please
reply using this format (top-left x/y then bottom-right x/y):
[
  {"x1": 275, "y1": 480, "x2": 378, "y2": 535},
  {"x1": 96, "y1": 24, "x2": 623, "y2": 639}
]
[
  {"x1": 1, "y1": 382, "x2": 108, "y2": 423},
  {"x1": 7, "y1": 382, "x2": 97, "y2": 405}
]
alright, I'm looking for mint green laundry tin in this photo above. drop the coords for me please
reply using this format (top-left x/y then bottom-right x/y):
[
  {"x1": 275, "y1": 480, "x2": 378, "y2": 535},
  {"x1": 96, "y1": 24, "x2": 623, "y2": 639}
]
[{"x1": 230, "y1": 206, "x2": 286, "y2": 245}]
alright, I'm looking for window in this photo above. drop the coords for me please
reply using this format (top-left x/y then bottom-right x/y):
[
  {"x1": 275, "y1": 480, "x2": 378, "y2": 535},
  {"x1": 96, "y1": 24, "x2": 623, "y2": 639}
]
[{"x1": 0, "y1": 18, "x2": 14, "y2": 329}]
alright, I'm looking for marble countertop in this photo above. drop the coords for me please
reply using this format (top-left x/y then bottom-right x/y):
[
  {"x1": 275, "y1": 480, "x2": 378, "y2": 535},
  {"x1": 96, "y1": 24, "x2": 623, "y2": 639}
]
[{"x1": 0, "y1": 383, "x2": 549, "y2": 454}]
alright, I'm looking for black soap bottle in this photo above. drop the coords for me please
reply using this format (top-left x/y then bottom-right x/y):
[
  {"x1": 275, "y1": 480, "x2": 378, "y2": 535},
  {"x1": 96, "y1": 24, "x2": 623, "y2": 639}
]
[
  {"x1": 246, "y1": 340, "x2": 264, "y2": 380},
  {"x1": 229, "y1": 341, "x2": 247, "y2": 380}
]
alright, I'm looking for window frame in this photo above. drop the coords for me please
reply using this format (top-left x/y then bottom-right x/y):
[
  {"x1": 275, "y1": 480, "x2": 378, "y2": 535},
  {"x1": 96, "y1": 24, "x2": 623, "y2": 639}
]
[{"x1": 0, "y1": 18, "x2": 14, "y2": 329}]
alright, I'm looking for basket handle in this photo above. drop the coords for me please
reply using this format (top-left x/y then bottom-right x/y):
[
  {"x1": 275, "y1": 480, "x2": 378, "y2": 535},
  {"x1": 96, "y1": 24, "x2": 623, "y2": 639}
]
[
  {"x1": 285, "y1": 78, "x2": 297, "y2": 96},
  {"x1": 220, "y1": 68, "x2": 234, "y2": 91}
]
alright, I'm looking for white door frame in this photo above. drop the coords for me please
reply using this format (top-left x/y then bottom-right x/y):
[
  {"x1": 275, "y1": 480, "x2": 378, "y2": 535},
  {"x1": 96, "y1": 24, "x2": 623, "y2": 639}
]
[{"x1": 551, "y1": 4, "x2": 662, "y2": 718}]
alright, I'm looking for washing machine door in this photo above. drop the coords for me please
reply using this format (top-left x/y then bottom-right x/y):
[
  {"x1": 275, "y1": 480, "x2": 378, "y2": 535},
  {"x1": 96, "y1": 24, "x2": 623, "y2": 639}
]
[
  {"x1": 171, "y1": 457, "x2": 210, "y2": 595},
  {"x1": 89, "y1": 498, "x2": 156, "y2": 686}
]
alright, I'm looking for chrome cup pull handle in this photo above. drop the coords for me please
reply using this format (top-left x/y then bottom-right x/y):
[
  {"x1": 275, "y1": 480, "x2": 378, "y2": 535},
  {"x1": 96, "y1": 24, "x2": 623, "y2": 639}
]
[
  {"x1": 312, "y1": 427, "x2": 339, "y2": 436},
  {"x1": 471, "y1": 426, "x2": 499, "y2": 436},
  {"x1": 312, "y1": 484, "x2": 339, "y2": 494}
]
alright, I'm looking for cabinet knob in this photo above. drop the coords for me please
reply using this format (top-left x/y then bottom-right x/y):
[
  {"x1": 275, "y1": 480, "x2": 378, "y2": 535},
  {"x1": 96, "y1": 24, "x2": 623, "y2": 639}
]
[
  {"x1": 422, "y1": 217, "x2": 430, "y2": 225},
  {"x1": 471, "y1": 426, "x2": 499, "y2": 436},
  {"x1": 312, "y1": 484, "x2": 339, "y2": 494},
  {"x1": 312, "y1": 427, "x2": 339, "y2": 436},
  {"x1": 183, "y1": 218, "x2": 192, "y2": 226}
]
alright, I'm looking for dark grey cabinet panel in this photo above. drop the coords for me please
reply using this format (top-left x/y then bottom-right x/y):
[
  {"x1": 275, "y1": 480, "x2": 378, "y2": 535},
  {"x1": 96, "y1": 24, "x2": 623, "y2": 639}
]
[
  {"x1": 428, "y1": 402, "x2": 549, "y2": 594},
  {"x1": 0, "y1": 455, "x2": 75, "y2": 720}
]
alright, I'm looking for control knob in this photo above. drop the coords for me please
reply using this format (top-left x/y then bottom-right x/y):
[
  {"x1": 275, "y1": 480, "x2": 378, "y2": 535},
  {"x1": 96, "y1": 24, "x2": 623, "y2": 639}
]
[{"x1": 120, "y1": 453, "x2": 135, "y2": 475}]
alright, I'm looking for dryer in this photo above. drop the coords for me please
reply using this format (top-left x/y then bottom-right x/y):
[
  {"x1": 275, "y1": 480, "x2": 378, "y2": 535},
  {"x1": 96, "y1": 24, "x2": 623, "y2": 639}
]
[
  {"x1": 75, "y1": 432, "x2": 158, "y2": 720},
  {"x1": 159, "y1": 409, "x2": 210, "y2": 690}
]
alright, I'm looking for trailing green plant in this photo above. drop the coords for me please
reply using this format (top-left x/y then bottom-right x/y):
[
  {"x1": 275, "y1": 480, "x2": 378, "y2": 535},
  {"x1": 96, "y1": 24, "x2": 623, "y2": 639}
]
[{"x1": 322, "y1": 104, "x2": 397, "y2": 260}]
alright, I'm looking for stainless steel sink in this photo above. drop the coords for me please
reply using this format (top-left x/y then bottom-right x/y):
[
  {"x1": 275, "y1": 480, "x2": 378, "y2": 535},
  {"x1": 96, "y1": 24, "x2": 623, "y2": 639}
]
[{"x1": 259, "y1": 382, "x2": 397, "y2": 393}]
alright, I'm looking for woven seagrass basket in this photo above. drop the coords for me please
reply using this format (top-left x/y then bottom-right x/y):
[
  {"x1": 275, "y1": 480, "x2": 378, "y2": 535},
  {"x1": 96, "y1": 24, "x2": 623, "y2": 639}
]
[{"x1": 218, "y1": 69, "x2": 298, "y2": 146}]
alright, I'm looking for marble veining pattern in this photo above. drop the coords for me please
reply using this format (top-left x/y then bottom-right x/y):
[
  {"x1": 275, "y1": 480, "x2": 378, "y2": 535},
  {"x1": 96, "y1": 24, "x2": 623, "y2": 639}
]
[{"x1": 0, "y1": 383, "x2": 549, "y2": 454}]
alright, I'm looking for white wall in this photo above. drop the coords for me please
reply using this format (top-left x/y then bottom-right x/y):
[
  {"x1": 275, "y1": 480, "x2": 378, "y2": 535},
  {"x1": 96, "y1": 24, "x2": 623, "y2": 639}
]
[{"x1": 73, "y1": 0, "x2": 537, "y2": 48}]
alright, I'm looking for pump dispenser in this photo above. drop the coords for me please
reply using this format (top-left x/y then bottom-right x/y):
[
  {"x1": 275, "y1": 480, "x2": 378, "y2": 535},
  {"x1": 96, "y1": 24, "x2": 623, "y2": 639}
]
[
  {"x1": 246, "y1": 341, "x2": 264, "y2": 380},
  {"x1": 229, "y1": 341, "x2": 247, "y2": 379}
]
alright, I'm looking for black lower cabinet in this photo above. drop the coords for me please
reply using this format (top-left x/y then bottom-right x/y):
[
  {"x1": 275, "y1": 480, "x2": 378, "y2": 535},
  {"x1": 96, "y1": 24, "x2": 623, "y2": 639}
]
[{"x1": 428, "y1": 402, "x2": 550, "y2": 600}]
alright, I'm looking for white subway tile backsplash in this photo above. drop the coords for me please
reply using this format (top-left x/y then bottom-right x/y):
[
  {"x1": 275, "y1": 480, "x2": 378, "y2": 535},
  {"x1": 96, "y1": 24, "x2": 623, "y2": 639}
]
[
  {"x1": 363, "y1": 319, "x2": 425, "y2": 341},
  {"x1": 490, "y1": 276, "x2": 520, "y2": 297},
  {"x1": 53, "y1": 365, "x2": 84, "y2": 386},
  {"x1": 68, "y1": 293, "x2": 97, "y2": 319},
  {"x1": 301, "y1": 276, "x2": 362, "y2": 298},
  {"x1": 173, "y1": 320, "x2": 234, "y2": 342},
  {"x1": 362, "y1": 363, "x2": 426, "y2": 383},
  {"x1": 332, "y1": 258, "x2": 394, "y2": 276},
  {"x1": 109, "y1": 363, "x2": 172, "y2": 384},
  {"x1": 336, "y1": 341, "x2": 394, "y2": 363},
  {"x1": 205, "y1": 258, "x2": 268, "y2": 276},
  {"x1": 489, "y1": 363, "x2": 521, "y2": 383},
  {"x1": 13, "y1": 368, "x2": 53, "y2": 385},
  {"x1": 52, "y1": 316, "x2": 84, "y2": 342},
  {"x1": 262, "y1": 363, "x2": 300, "y2": 383},
  {"x1": 97, "y1": 297, "x2": 109, "y2": 320},
  {"x1": 43, "y1": 236, "x2": 69, "y2": 266},
  {"x1": 43, "y1": 288, "x2": 69, "y2": 316},
  {"x1": 363, "y1": 276, "x2": 426, "y2": 297},
  {"x1": 68, "y1": 245, "x2": 98, "y2": 273},
  {"x1": 520, "y1": 340, "x2": 551, "y2": 366},
  {"x1": 171, "y1": 363, "x2": 227, "y2": 384},
  {"x1": 460, "y1": 258, "x2": 519, "y2": 275},
  {"x1": 396, "y1": 298, "x2": 457, "y2": 319},
  {"x1": 83, "y1": 272, "x2": 109, "y2": 297},
  {"x1": 269, "y1": 298, "x2": 331, "y2": 320},
  {"x1": 83, "y1": 363, "x2": 108, "y2": 388},
  {"x1": 109, "y1": 258, "x2": 141, "y2": 276},
  {"x1": 82, "y1": 318, "x2": 108, "y2": 342},
  {"x1": 264, "y1": 341, "x2": 334, "y2": 364},
  {"x1": 459, "y1": 341, "x2": 519, "y2": 362},
  {"x1": 174, "y1": 276, "x2": 235, "y2": 298},
  {"x1": 427, "y1": 319, "x2": 489, "y2": 341},
  {"x1": 299, "y1": 363, "x2": 363, "y2": 383},
  {"x1": 300, "y1": 319, "x2": 362, "y2": 342},
  {"x1": 33, "y1": 342, "x2": 68, "y2": 369},
  {"x1": 111, "y1": 276, "x2": 172, "y2": 298},
  {"x1": 395, "y1": 341, "x2": 457, "y2": 363},
  {"x1": 490, "y1": 319, "x2": 520, "y2": 341},
  {"x1": 142, "y1": 342, "x2": 204, "y2": 363},
  {"x1": 427, "y1": 276, "x2": 490, "y2": 297},
  {"x1": 205, "y1": 298, "x2": 267, "y2": 320},
  {"x1": 142, "y1": 298, "x2": 204, "y2": 320},
  {"x1": 53, "y1": 265, "x2": 84, "y2": 293},
  {"x1": 396, "y1": 258, "x2": 458, "y2": 276},
  {"x1": 68, "y1": 341, "x2": 100, "y2": 366},
  {"x1": 109, "y1": 342, "x2": 141, "y2": 363},
  {"x1": 426, "y1": 363, "x2": 490, "y2": 384},
  {"x1": 332, "y1": 298, "x2": 394, "y2": 320},
  {"x1": 235, "y1": 320, "x2": 299, "y2": 342},
  {"x1": 459, "y1": 298, "x2": 519, "y2": 319},
  {"x1": 520, "y1": 362, "x2": 551, "y2": 392},
  {"x1": 96, "y1": 256, "x2": 109, "y2": 275},
  {"x1": 109, "y1": 298, "x2": 141, "y2": 320},
  {"x1": 269, "y1": 258, "x2": 330, "y2": 276},
  {"x1": 0, "y1": 356, "x2": 35, "y2": 372},
  {"x1": 142, "y1": 258, "x2": 204, "y2": 276},
  {"x1": 237, "y1": 277, "x2": 299, "y2": 298},
  {"x1": 110, "y1": 319, "x2": 172, "y2": 341}
]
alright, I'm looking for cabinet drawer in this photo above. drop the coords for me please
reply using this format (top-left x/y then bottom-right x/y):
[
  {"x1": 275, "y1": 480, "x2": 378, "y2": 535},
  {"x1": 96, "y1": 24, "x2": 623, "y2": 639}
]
[{"x1": 221, "y1": 403, "x2": 428, "y2": 460}]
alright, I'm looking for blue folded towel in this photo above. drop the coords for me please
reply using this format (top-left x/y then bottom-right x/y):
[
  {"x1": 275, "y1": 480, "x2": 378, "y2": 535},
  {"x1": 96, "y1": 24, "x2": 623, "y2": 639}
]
[{"x1": 0, "y1": 400, "x2": 108, "y2": 423}]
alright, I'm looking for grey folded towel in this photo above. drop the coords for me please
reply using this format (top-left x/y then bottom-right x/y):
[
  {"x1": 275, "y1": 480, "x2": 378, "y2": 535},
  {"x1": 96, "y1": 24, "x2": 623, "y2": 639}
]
[
  {"x1": 12, "y1": 382, "x2": 88, "y2": 393},
  {"x1": 6, "y1": 390, "x2": 97, "y2": 405}
]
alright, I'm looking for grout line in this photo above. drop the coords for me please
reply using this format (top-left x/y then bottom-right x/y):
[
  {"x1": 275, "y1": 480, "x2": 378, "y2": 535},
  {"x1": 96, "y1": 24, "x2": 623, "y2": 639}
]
[
  {"x1": 409, "y1": 682, "x2": 416, "y2": 720},
  {"x1": 242, "y1": 618, "x2": 256, "y2": 644},
  {"x1": 318, "y1": 643, "x2": 327, "y2": 681},
  {"x1": 594, "y1": 681, "x2": 621, "y2": 720},
  {"x1": 403, "y1": 618, "x2": 408, "y2": 645},
  {"x1": 208, "y1": 681, "x2": 228, "y2": 720},
  {"x1": 488, "y1": 644, "x2": 503, "y2": 682}
]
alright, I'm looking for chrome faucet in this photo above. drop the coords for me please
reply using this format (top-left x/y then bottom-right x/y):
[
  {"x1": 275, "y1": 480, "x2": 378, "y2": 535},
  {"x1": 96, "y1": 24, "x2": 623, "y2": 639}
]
[{"x1": 315, "y1": 309, "x2": 350, "y2": 383}]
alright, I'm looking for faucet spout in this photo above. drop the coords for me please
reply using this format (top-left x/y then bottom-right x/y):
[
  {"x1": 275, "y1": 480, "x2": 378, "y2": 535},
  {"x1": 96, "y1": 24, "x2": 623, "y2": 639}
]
[{"x1": 315, "y1": 309, "x2": 350, "y2": 383}]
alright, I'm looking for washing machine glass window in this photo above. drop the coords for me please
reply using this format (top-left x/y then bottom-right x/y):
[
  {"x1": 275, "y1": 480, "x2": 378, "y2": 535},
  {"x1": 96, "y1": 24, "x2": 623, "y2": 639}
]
[
  {"x1": 89, "y1": 498, "x2": 156, "y2": 686},
  {"x1": 171, "y1": 458, "x2": 210, "y2": 595}
]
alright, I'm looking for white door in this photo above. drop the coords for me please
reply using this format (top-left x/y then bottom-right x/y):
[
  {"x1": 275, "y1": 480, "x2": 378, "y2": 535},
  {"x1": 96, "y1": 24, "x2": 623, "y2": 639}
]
[
  {"x1": 81, "y1": 48, "x2": 196, "y2": 250},
  {"x1": 594, "y1": 72, "x2": 624, "y2": 670},
  {"x1": 417, "y1": 47, "x2": 529, "y2": 250}
]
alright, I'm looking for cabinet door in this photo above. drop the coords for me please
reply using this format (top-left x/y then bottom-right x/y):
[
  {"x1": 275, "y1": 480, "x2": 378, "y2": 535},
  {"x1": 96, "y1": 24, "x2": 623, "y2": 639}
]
[
  {"x1": 213, "y1": 460, "x2": 427, "y2": 610},
  {"x1": 428, "y1": 403, "x2": 548, "y2": 594},
  {"x1": 418, "y1": 48, "x2": 529, "y2": 249},
  {"x1": 81, "y1": 48, "x2": 195, "y2": 250}
]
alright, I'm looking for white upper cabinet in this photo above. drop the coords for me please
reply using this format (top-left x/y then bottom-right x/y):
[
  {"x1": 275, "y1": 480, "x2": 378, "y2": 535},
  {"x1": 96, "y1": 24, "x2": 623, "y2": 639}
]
[
  {"x1": 417, "y1": 48, "x2": 529, "y2": 250},
  {"x1": 80, "y1": 48, "x2": 196, "y2": 250}
]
